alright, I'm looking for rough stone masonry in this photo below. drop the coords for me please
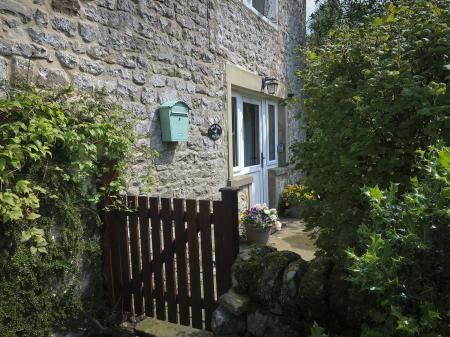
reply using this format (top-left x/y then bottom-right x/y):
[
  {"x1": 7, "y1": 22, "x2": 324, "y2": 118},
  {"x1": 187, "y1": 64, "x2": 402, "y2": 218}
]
[
  {"x1": 0, "y1": 0, "x2": 305, "y2": 199},
  {"x1": 212, "y1": 246, "x2": 371, "y2": 337}
]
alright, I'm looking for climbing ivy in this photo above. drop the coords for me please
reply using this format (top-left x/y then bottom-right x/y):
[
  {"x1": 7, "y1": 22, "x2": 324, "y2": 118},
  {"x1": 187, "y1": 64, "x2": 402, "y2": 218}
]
[{"x1": 0, "y1": 84, "x2": 156, "y2": 336}]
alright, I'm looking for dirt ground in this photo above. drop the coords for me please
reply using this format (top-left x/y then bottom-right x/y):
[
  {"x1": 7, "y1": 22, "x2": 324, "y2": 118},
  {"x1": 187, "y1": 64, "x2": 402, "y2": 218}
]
[{"x1": 267, "y1": 217, "x2": 316, "y2": 261}]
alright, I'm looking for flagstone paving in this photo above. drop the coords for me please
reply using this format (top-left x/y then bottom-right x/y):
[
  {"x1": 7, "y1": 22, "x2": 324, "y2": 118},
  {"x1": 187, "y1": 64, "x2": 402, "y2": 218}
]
[
  {"x1": 135, "y1": 317, "x2": 213, "y2": 337},
  {"x1": 268, "y1": 217, "x2": 316, "y2": 261},
  {"x1": 240, "y1": 217, "x2": 316, "y2": 261}
]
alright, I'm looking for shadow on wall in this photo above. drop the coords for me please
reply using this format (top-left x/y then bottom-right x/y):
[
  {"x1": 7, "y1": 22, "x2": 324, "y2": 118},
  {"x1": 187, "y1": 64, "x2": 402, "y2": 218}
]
[{"x1": 149, "y1": 109, "x2": 176, "y2": 164}]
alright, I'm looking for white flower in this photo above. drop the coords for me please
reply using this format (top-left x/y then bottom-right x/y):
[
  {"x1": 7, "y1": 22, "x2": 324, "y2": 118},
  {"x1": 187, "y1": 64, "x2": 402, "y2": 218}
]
[
  {"x1": 263, "y1": 209, "x2": 270, "y2": 215},
  {"x1": 269, "y1": 208, "x2": 277, "y2": 214}
]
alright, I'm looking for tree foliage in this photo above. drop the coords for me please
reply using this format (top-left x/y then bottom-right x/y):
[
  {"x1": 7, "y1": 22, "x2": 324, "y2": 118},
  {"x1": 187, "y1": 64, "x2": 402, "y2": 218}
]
[
  {"x1": 309, "y1": 0, "x2": 390, "y2": 43},
  {"x1": 348, "y1": 145, "x2": 450, "y2": 336},
  {"x1": 0, "y1": 85, "x2": 155, "y2": 336},
  {"x1": 293, "y1": 0, "x2": 450, "y2": 255}
]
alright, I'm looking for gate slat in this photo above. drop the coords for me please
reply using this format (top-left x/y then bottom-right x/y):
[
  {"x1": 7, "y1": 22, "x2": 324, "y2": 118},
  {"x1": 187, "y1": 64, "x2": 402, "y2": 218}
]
[
  {"x1": 110, "y1": 207, "x2": 123, "y2": 315},
  {"x1": 128, "y1": 196, "x2": 143, "y2": 316},
  {"x1": 150, "y1": 197, "x2": 165, "y2": 320},
  {"x1": 100, "y1": 204, "x2": 114, "y2": 306},
  {"x1": 199, "y1": 200, "x2": 215, "y2": 330},
  {"x1": 119, "y1": 197, "x2": 132, "y2": 315},
  {"x1": 161, "y1": 198, "x2": 177, "y2": 323},
  {"x1": 213, "y1": 200, "x2": 226, "y2": 298},
  {"x1": 174, "y1": 198, "x2": 189, "y2": 326},
  {"x1": 138, "y1": 196, "x2": 153, "y2": 317},
  {"x1": 186, "y1": 199, "x2": 202, "y2": 329}
]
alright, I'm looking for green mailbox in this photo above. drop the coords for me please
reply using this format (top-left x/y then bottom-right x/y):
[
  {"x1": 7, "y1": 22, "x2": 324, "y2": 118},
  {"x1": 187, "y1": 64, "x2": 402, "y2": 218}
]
[{"x1": 159, "y1": 101, "x2": 191, "y2": 142}]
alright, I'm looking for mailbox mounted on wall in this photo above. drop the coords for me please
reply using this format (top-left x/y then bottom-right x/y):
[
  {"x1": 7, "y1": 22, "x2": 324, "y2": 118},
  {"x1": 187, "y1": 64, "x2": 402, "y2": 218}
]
[{"x1": 159, "y1": 101, "x2": 191, "y2": 142}]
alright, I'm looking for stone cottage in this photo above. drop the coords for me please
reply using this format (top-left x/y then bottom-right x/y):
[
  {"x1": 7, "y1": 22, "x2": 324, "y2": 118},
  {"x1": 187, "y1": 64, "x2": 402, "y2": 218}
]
[{"x1": 0, "y1": 0, "x2": 306, "y2": 208}]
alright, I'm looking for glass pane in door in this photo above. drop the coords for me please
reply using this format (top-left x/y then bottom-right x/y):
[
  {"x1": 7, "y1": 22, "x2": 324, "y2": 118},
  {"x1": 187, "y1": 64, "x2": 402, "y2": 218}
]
[
  {"x1": 243, "y1": 102, "x2": 260, "y2": 167},
  {"x1": 252, "y1": 0, "x2": 266, "y2": 14},
  {"x1": 268, "y1": 104, "x2": 276, "y2": 161},
  {"x1": 232, "y1": 97, "x2": 238, "y2": 167}
]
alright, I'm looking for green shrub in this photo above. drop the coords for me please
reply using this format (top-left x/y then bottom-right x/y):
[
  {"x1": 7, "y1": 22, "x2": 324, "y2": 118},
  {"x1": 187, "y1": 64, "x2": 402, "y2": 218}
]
[
  {"x1": 0, "y1": 85, "x2": 155, "y2": 336},
  {"x1": 293, "y1": 0, "x2": 450, "y2": 255},
  {"x1": 348, "y1": 145, "x2": 450, "y2": 336}
]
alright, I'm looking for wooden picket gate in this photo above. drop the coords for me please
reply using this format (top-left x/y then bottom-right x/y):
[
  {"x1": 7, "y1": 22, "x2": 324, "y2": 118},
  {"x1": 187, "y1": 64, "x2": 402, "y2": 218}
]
[{"x1": 101, "y1": 187, "x2": 240, "y2": 331}]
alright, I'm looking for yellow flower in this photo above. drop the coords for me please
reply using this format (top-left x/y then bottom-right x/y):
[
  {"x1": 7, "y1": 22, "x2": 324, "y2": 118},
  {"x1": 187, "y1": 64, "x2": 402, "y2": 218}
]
[{"x1": 281, "y1": 183, "x2": 316, "y2": 207}]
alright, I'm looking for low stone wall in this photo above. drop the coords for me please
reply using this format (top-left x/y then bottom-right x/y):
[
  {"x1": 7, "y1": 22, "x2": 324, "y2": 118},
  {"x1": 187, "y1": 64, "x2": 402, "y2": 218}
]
[{"x1": 211, "y1": 246, "x2": 372, "y2": 337}]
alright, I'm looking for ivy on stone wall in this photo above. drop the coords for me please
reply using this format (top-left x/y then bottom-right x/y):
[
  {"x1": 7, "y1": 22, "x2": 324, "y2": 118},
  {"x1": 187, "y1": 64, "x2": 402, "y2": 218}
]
[{"x1": 0, "y1": 84, "x2": 155, "y2": 336}]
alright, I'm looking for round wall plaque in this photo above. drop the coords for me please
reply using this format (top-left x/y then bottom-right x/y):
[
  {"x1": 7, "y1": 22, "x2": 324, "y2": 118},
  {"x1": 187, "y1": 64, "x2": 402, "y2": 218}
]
[{"x1": 207, "y1": 123, "x2": 222, "y2": 141}]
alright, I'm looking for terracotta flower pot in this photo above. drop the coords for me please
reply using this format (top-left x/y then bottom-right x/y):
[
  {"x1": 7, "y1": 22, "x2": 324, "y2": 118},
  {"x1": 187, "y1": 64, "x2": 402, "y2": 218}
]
[{"x1": 245, "y1": 226, "x2": 271, "y2": 245}]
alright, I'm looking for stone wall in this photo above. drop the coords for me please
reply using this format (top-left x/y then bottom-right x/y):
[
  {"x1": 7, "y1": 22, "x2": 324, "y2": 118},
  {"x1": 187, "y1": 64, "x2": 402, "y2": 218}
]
[
  {"x1": 0, "y1": 0, "x2": 305, "y2": 199},
  {"x1": 211, "y1": 246, "x2": 371, "y2": 337}
]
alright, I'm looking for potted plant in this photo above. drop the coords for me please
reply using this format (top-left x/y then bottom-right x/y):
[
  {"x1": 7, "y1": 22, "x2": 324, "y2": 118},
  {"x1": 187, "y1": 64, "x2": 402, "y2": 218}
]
[{"x1": 240, "y1": 204, "x2": 280, "y2": 244}]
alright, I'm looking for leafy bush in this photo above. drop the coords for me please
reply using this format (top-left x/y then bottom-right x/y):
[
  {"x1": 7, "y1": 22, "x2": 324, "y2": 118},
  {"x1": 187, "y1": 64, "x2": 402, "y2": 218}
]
[
  {"x1": 348, "y1": 145, "x2": 450, "y2": 336},
  {"x1": 293, "y1": 0, "x2": 450, "y2": 255},
  {"x1": 0, "y1": 85, "x2": 155, "y2": 336}
]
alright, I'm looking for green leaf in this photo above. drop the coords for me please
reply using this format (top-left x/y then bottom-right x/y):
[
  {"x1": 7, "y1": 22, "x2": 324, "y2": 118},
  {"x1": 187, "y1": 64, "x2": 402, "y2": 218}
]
[
  {"x1": 310, "y1": 322, "x2": 328, "y2": 337},
  {"x1": 37, "y1": 247, "x2": 48, "y2": 254},
  {"x1": 438, "y1": 148, "x2": 450, "y2": 170},
  {"x1": 307, "y1": 51, "x2": 318, "y2": 61},
  {"x1": 15, "y1": 180, "x2": 31, "y2": 194},
  {"x1": 374, "y1": 17, "x2": 383, "y2": 26},
  {"x1": 369, "y1": 186, "x2": 383, "y2": 202},
  {"x1": 0, "y1": 158, "x2": 5, "y2": 172},
  {"x1": 26, "y1": 212, "x2": 41, "y2": 220},
  {"x1": 20, "y1": 231, "x2": 32, "y2": 243}
]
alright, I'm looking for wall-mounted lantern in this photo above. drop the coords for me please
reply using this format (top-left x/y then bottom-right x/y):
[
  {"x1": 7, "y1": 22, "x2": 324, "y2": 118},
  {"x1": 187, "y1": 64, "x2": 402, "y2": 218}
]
[
  {"x1": 262, "y1": 76, "x2": 279, "y2": 95},
  {"x1": 159, "y1": 100, "x2": 191, "y2": 142}
]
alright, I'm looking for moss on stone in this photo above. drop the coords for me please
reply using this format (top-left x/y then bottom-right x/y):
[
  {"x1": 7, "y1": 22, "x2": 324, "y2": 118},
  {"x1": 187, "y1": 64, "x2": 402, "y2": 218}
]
[
  {"x1": 296, "y1": 256, "x2": 334, "y2": 323},
  {"x1": 279, "y1": 258, "x2": 308, "y2": 310},
  {"x1": 251, "y1": 251, "x2": 301, "y2": 304},
  {"x1": 232, "y1": 245, "x2": 276, "y2": 294}
]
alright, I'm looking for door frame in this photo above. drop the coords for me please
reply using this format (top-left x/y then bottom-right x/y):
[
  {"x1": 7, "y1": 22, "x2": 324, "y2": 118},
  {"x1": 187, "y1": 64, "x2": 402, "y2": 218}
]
[
  {"x1": 263, "y1": 101, "x2": 279, "y2": 203},
  {"x1": 232, "y1": 91, "x2": 279, "y2": 204}
]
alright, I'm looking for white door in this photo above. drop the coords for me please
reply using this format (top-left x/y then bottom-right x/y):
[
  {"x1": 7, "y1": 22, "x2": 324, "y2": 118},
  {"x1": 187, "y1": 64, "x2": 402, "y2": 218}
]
[
  {"x1": 232, "y1": 93, "x2": 278, "y2": 205},
  {"x1": 263, "y1": 102, "x2": 279, "y2": 203}
]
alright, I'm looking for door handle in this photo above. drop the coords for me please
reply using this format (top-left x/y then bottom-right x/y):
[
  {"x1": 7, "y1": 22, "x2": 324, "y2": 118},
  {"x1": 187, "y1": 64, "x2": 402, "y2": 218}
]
[{"x1": 261, "y1": 152, "x2": 265, "y2": 168}]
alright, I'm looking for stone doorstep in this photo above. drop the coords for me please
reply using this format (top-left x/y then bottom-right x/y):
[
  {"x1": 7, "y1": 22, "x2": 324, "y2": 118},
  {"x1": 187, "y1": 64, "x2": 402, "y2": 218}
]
[{"x1": 135, "y1": 317, "x2": 213, "y2": 337}]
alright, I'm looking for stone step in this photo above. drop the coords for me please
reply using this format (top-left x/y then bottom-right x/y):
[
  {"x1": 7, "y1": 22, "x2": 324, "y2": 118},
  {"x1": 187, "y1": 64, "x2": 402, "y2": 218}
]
[{"x1": 135, "y1": 317, "x2": 214, "y2": 337}]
